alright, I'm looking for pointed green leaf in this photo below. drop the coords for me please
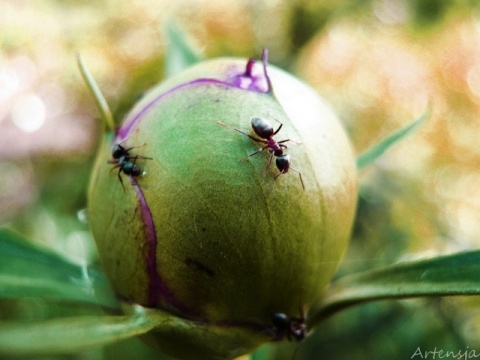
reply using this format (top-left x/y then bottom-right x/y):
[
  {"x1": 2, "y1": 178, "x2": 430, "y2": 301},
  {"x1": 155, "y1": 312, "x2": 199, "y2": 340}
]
[
  {"x1": 164, "y1": 20, "x2": 203, "y2": 78},
  {"x1": 0, "y1": 313, "x2": 154, "y2": 356},
  {"x1": 356, "y1": 111, "x2": 429, "y2": 170},
  {"x1": 0, "y1": 228, "x2": 118, "y2": 309},
  {"x1": 308, "y1": 250, "x2": 480, "y2": 328},
  {"x1": 77, "y1": 53, "x2": 116, "y2": 131}
]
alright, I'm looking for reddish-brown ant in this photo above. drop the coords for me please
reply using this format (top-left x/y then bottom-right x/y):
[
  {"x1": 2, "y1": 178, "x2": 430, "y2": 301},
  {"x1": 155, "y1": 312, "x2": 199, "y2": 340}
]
[
  {"x1": 108, "y1": 143, "x2": 152, "y2": 190},
  {"x1": 233, "y1": 116, "x2": 305, "y2": 190}
]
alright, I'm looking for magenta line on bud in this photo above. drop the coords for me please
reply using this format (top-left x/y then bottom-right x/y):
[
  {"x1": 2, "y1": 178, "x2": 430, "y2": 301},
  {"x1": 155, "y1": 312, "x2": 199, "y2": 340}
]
[
  {"x1": 231, "y1": 64, "x2": 269, "y2": 92},
  {"x1": 118, "y1": 55, "x2": 271, "y2": 139},
  {"x1": 131, "y1": 178, "x2": 160, "y2": 305},
  {"x1": 131, "y1": 177, "x2": 199, "y2": 318},
  {"x1": 118, "y1": 79, "x2": 227, "y2": 139}
]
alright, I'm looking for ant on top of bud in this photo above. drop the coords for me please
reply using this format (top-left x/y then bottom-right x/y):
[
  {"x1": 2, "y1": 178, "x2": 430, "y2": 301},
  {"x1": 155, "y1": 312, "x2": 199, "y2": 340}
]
[{"x1": 219, "y1": 116, "x2": 305, "y2": 190}]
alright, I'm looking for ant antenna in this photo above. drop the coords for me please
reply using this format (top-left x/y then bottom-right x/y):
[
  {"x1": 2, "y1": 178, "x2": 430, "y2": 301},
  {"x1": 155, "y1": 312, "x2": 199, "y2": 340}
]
[{"x1": 112, "y1": 127, "x2": 143, "y2": 146}]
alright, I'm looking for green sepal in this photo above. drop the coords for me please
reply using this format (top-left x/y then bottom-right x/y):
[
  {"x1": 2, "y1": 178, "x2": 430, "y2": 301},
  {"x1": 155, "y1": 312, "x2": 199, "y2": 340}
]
[
  {"x1": 77, "y1": 53, "x2": 116, "y2": 132},
  {"x1": 356, "y1": 110, "x2": 429, "y2": 170},
  {"x1": 308, "y1": 249, "x2": 480, "y2": 327},
  {"x1": 0, "y1": 303, "x2": 267, "y2": 359},
  {"x1": 164, "y1": 20, "x2": 203, "y2": 78}
]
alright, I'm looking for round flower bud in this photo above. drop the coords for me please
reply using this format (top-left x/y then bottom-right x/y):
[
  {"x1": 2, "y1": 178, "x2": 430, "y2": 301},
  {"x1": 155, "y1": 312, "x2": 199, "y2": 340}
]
[{"x1": 87, "y1": 51, "x2": 357, "y2": 359}]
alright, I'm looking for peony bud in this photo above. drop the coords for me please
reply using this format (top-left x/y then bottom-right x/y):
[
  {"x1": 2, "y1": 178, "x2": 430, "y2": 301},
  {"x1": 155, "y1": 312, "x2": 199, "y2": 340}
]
[{"x1": 87, "y1": 50, "x2": 357, "y2": 359}]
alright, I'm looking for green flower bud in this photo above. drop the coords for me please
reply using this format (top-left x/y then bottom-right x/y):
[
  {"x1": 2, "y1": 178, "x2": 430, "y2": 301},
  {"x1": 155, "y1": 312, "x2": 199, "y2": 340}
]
[{"x1": 87, "y1": 50, "x2": 357, "y2": 359}]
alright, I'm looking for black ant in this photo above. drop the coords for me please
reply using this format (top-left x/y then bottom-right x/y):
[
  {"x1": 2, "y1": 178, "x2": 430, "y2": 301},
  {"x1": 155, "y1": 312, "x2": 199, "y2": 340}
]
[
  {"x1": 108, "y1": 143, "x2": 152, "y2": 190},
  {"x1": 270, "y1": 312, "x2": 307, "y2": 341},
  {"x1": 233, "y1": 117, "x2": 305, "y2": 190}
]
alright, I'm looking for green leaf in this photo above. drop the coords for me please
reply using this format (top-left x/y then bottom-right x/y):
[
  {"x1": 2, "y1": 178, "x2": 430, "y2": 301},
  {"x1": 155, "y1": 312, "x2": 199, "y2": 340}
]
[
  {"x1": 77, "y1": 53, "x2": 116, "y2": 132},
  {"x1": 308, "y1": 250, "x2": 480, "y2": 328},
  {"x1": 249, "y1": 344, "x2": 277, "y2": 360},
  {"x1": 356, "y1": 111, "x2": 429, "y2": 170},
  {"x1": 0, "y1": 312, "x2": 154, "y2": 356},
  {"x1": 0, "y1": 303, "x2": 260, "y2": 357},
  {"x1": 0, "y1": 228, "x2": 118, "y2": 309},
  {"x1": 164, "y1": 20, "x2": 203, "y2": 78}
]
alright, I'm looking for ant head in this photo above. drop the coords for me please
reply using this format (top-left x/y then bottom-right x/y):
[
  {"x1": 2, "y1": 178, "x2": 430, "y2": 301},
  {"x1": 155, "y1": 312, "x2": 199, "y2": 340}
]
[
  {"x1": 111, "y1": 144, "x2": 127, "y2": 159},
  {"x1": 251, "y1": 117, "x2": 274, "y2": 139}
]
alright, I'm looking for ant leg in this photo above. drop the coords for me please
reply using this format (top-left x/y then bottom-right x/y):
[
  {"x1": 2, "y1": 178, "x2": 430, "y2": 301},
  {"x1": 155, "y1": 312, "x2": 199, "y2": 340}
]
[
  {"x1": 290, "y1": 167, "x2": 305, "y2": 190},
  {"x1": 216, "y1": 121, "x2": 230, "y2": 128},
  {"x1": 239, "y1": 145, "x2": 269, "y2": 161},
  {"x1": 273, "y1": 169, "x2": 286, "y2": 181},
  {"x1": 234, "y1": 128, "x2": 267, "y2": 144},
  {"x1": 122, "y1": 143, "x2": 148, "y2": 154},
  {"x1": 272, "y1": 122, "x2": 283, "y2": 136},
  {"x1": 266, "y1": 113, "x2": 302, "y2": 144},
  {"x1": 263, "y1": 152, "x2": 274, "y2": 175},
  {"x1": 117, "y1": 168, "x2": 126, "y2": 192},
  {"x1": 279, "y1": 138, "x2": 303, "y2": 146},
  {"x1": 273, "y1": 167, "x2": 305, "y2": 190},
  {"x1": 267, "y1": 112, "x2": 302, "y2": 144},
  {"x1": 131, "y1": 154, "x2": 152, "y2": 160},
  {"x1": 131, "y1": 155, "x2": 138, "y2": 165},
  {"x1": 109, "y1": 163, "x2": 120, "y2": 172},
  {"x1": 278, "y1": 139, "x2": 290, "y2": 149},
  {"x1": 217, "y1": 121, "x2": 267, "y2": 144},
  {"x1": 265, "y1": 112, "x2": 284, "y2": 135}
]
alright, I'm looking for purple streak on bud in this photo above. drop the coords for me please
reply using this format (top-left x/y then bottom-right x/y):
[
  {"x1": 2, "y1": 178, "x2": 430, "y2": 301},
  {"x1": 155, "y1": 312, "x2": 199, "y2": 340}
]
[
  {"x1": 132, "y1": 179, "x2": 160, "y2": 306},
  {"x1": 230, "y1": 55, "x2": 270, "y2": 93},
  {"x1": 131, "y1": 177, "x2": 199, "y2": 318},
  {"x1": 118, "y1": 79, "x2": 227, "y2": 139},
  {"x1": 118, "y1": 51, "x2": 274, "y2": 139},
  {"x1": 118, "y1": 75, "x2": 269, "y2": 140}
]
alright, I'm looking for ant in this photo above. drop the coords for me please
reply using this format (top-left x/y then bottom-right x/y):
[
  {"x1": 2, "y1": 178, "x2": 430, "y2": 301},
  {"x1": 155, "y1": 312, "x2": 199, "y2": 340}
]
[
  {"x1": 233, "y1": 117, "x2": 305, "y2": 190},
  {"x1": 270, "y1": 312, "x2": 307, "y2": 341},
  {"x1": 108, "y1": 143, "x2": 152, "y2": 190}
]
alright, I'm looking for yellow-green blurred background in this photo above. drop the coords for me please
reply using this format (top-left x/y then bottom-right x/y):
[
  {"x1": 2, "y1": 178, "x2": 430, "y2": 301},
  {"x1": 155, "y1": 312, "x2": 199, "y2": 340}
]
[{"x1": 2, "y1": 0, "x2": 480, "y2": 359}]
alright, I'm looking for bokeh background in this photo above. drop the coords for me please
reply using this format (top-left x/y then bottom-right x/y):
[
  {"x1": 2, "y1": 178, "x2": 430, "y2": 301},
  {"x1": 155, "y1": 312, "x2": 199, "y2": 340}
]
[{"x1": 2, "y1": 0, "x2": 480, "y2": 359}]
